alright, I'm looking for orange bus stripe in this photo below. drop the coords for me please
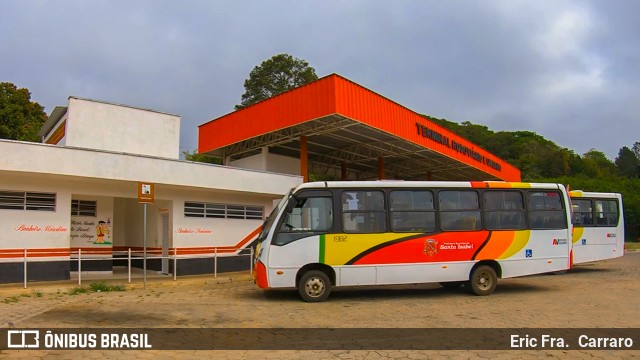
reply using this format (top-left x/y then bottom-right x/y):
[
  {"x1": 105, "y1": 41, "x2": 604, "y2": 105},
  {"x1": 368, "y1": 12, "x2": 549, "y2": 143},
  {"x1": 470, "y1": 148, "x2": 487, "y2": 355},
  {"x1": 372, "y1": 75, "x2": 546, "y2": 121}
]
[{"x1": 474, "y1": 231, "x2": 516, "y2": 260}]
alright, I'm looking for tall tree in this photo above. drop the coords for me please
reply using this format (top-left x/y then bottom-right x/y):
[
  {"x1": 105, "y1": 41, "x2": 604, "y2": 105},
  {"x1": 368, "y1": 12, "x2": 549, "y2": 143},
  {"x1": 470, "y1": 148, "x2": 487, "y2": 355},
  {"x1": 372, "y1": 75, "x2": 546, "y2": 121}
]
[
  {"x1": 235, "y1": 53, "x2": 318, "y2": 110},
  {"x1": 633, "y1": 142, "x2": 640, "y2": 160},
  {"x1": 582, "y1": 148, "x2": 618, "y2": 178},
  {"x1": 615, "y1": 146, "x2": 640, "y2": 178},
  {"x1": 0, "y1": 82, "x2": 47, "y2": 142}
]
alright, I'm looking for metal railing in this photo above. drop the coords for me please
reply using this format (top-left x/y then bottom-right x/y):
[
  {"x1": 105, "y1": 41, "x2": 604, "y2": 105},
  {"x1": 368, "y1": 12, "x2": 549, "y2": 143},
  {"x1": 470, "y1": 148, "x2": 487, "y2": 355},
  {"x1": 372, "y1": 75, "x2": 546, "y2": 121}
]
[{"x1": 6, "y1": 247, "x2": 254, "y2": 289}]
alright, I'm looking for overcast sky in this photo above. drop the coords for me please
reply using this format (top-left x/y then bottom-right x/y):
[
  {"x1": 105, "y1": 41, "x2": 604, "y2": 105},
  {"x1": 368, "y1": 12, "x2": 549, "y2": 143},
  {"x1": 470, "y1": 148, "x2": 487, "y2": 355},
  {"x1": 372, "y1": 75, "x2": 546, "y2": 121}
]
[{"x1": 1, "y1": 0, "x2": 638, "y2": 161}]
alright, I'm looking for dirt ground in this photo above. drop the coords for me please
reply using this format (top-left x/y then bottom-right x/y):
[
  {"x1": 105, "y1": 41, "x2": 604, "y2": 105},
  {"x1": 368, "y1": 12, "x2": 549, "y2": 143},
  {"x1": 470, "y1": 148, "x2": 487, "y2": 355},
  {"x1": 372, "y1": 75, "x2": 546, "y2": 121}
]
[{"x1": 1, "y1": 252, "x2": 639, "y2": 359}]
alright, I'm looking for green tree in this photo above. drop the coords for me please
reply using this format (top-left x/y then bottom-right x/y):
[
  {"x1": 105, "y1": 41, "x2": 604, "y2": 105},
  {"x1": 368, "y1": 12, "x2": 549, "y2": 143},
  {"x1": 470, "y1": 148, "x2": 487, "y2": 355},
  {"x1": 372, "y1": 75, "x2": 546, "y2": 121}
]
[
  {"x1": 0, "y1": 82, "x2": 47, "y2": 142},
  {"x1": 615, "y1": 146, "x2": 640, "y2": 178},
  {"x1": 583, "y1": 148, "x2": 618, "y2": 178},
  {"x1": 235, "y1": 53, "x2": 318, "y2": 110},
  {"x1": 182, "y1": 149, "x2": 221, "y2": 164},
  {"x1": 633, "y1": 142, "x2": 640, "y2": 159}
]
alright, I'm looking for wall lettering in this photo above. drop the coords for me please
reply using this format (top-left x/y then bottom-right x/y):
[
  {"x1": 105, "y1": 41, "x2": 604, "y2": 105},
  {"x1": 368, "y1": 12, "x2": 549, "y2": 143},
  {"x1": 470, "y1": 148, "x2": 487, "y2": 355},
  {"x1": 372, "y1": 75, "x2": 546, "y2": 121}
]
[{"x1": 416, "y1": 122, "x2": 502, "y2": 171}]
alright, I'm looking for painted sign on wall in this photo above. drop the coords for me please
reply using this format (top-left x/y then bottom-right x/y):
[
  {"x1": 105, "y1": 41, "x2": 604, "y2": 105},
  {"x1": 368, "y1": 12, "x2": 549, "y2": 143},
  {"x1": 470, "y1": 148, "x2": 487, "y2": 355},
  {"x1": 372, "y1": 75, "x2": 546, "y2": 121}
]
[{"x1": 71, "y1": 218, "x2": 112, "y2": 246}]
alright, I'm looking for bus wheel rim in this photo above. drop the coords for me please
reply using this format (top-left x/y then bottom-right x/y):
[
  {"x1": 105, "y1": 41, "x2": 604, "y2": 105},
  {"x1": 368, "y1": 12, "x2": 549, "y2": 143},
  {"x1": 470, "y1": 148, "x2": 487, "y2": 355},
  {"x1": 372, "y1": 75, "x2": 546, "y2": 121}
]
[
  {"x1": 477, "y1": 271, "x2": 491, "y2": 290},
  {"x1": 305, "y1": 277, "x2": 325, "y2": 297}
]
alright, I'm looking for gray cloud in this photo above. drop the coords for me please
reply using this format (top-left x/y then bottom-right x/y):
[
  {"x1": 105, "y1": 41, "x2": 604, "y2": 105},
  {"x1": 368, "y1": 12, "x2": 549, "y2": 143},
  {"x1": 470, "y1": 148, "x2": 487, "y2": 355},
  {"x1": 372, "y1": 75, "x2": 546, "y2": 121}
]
[{"x1": 1, "y1": 0, "x2": 637, "y2": 160}]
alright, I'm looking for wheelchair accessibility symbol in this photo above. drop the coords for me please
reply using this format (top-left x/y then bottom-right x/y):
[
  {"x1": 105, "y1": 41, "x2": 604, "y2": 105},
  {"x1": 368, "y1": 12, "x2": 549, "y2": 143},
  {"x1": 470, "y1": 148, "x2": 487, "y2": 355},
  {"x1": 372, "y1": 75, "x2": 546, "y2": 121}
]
[
  {"x1": 581, "y1": 239, "x2": 587, "y2": 245},
  {"x1": 525, "y1": 249, "x2": 533, "y2": 258}
]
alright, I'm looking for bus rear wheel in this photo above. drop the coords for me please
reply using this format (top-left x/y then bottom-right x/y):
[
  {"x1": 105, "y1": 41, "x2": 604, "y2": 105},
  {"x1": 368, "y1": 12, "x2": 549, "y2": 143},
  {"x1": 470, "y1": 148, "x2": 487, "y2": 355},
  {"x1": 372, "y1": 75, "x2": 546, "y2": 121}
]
[
  {"x1": 468, "y1": 265, "x2": 497, "y2": 296},
  {"x1": 298, "y1": 270, "x2": 331, "y2": 302}
]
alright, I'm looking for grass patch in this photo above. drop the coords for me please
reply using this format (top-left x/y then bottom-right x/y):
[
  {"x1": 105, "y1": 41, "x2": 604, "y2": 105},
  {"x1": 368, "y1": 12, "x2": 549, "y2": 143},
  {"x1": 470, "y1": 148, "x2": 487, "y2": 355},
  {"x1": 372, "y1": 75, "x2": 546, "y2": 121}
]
[
  {"x1": 69, "y1": 281, "x2": 126, "y2": 295},
  {"x1": 68, "y1": 286, "x2": 89, "y2": 295},
  {"x1": 625, "y1": 242, "x2": 640, "y2": 251},
  {"x1": 1, "y1": 291, "x2": 43, "y2": 303},
  {"x1": 2, "y1": 296, "x2": 20, "y2": 304},
  {"x1": 89, "y1": 281, "x2": 126, "y2": 292}
]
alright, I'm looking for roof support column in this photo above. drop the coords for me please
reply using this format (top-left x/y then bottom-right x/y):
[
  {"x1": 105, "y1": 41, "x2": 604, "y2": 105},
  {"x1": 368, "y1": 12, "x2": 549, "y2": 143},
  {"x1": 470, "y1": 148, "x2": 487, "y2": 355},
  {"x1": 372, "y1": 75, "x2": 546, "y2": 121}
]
[
  {"x1": 300, "y1": 135, "x2": 308, "y2": 182},
  {"x1": 341, "y1": 162, "x2": 347, "y2": 180},
  {"x1": 378, "y1": 156, "x2": 385, "y2": 180}
]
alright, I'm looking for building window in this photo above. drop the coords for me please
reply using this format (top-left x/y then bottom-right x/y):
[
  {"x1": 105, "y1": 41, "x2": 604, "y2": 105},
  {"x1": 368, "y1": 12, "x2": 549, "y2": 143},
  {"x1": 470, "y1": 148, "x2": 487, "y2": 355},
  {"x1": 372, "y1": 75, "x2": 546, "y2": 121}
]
[
  {"x1": 184, "y1": 202, "x2": 264, "y2": 220},
  {"x1": 71, "y1": 200, "x2": 97, "y2": 217},
  {"x1": 0, "y1": 190, "x2": 56, "y2": 211}
]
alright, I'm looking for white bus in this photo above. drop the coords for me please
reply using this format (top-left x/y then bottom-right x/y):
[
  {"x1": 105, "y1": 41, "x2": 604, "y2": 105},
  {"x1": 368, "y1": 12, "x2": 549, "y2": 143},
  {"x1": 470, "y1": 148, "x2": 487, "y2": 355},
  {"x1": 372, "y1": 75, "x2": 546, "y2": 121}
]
[
  {"x1": 569, "y1": 190, "x2": 625, "y2": 264},
  {"x1": 253, "y1": 181, "x2": 573, "y2": 302}
]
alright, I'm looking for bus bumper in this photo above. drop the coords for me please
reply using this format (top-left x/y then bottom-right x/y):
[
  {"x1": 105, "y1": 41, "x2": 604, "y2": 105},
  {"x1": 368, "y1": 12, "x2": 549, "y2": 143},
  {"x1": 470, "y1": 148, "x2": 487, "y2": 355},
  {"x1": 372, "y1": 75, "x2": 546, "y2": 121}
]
[{"x1": 254, "y1": 260, "x2": 269, "y2": 289}]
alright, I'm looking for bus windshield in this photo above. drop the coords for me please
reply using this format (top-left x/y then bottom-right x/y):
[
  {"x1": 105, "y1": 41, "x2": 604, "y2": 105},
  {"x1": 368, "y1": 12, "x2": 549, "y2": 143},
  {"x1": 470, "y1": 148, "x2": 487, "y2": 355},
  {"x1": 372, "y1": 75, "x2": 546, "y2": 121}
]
[{"x1": 256, "y1": 188, "x2": 294, "y2": 243}]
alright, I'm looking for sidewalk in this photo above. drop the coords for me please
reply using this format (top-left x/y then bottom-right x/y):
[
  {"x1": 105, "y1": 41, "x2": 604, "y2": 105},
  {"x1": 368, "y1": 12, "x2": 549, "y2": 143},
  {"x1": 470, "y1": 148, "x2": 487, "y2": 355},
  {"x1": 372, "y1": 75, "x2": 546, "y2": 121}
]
[{"x1": 0, "y1": 267, "x2": 254, "y2": 297}]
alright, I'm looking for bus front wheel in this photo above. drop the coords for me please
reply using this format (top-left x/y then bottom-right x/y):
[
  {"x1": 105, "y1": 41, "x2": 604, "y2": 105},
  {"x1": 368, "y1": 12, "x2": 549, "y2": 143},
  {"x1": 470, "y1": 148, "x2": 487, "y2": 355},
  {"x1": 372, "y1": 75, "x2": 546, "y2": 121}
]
[
  {"x1": 298, "y1": 270, "x2": 331, "y2": 302},
  {"x1": 468, "y1": 265, "x2": 497, "y2": 296}
]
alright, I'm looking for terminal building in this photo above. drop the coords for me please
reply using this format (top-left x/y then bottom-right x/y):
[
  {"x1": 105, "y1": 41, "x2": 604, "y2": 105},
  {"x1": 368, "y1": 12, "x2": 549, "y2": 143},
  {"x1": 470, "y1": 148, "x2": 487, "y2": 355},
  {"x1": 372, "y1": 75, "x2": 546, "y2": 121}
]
[{"x1": 0, "y1": 74, "x2": 520, "y2": 284}]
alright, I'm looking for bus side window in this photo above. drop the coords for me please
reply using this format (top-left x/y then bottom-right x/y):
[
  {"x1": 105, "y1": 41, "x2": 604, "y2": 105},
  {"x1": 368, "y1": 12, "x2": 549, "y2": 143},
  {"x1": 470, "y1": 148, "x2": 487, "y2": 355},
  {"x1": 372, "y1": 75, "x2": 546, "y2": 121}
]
[
  {"x1": 341, "y1": 190, "x2": 386, "y2": 233},
  {"x1": 571, "y1": 199, "x2": 593, "y2": 227},
  {"x1": 438, "y1": 190, "x2": 481, "y2": 231},
  {"x1": 595, "y1": 199, "x2": 619, "y2": 226},
  {"x1": 390, "y1": 190, "x2": 436, "y2": 232},
  {"x1": 527, "y1": 191, "x2": 567, "y2": 230},
  {"x1": 483, "y1": 190, "x2": 526, "y2": 230}
]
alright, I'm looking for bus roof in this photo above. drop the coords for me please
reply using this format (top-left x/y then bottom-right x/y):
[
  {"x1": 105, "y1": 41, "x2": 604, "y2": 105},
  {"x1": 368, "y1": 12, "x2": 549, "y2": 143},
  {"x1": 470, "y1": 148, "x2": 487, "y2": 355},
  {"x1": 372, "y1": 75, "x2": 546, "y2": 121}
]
[
  {"x1": 569, "y1": 190, "x2": 623, "y2": 199},
  {"x1": 294, "y1": 180, "x2": 564, "y2": 192}
]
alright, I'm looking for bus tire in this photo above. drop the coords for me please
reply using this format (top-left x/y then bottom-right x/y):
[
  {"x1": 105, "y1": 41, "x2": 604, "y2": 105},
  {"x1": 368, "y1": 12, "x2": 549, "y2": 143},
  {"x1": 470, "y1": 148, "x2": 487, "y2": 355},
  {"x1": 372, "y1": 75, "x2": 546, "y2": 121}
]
[
  {"x1": 298, "y1": 270, "x2": 331, "y2": 302},
  {"x1": 439, "y1": 281, "x2": 464, "y2": 290},
  {"x1": 468, "y1": 265, "x2": 497, "y2": 296}
]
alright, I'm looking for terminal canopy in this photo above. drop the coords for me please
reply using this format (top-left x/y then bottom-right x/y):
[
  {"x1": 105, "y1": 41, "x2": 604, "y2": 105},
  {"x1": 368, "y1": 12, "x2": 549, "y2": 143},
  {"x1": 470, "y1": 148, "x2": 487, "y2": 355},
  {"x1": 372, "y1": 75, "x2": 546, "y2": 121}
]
[{"x1": 198, "y1": 74, "x2": 521, "y2": 182}]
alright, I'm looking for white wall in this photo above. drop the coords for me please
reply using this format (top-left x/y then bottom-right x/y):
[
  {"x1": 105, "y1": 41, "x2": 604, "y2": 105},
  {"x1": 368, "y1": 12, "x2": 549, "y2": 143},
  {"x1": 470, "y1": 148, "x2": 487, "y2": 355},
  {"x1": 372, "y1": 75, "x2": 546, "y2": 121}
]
[
  {"x1": 265, "y1": 152, "x2": 300, "y2": 175},
  {"x1": 0, "y1": 167, "x2": 291, "y2": 258},
  {"x1": 0, "y1": 140, "x2": 302, "y2": 196},
  {"x1": 228, "y1": 149, "x2": 301, "y2": 176},
  {"x1": 0, "y1": 140, "x2": 303, "y2": 262},
  {"x1": 0, "y1": 174, "x2": 72, "y2": 261},
  {"x1": 66, "y1": 97, "x2": 181, "y2": 159},
  {"x1": 170, "y1": 187, "x2": 275, "y2": 249},
  {"x1": 228, "y1": 151, "x2": 267, "y2": 171}
]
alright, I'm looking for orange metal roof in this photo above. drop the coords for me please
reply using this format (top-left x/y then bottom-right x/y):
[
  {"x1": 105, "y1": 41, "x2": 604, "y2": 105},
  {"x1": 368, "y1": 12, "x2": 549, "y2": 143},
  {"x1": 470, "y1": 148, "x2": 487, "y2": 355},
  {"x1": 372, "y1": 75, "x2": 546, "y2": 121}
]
[{"x1": 198, "y1": 74, "x2": 521, "y2": 182}]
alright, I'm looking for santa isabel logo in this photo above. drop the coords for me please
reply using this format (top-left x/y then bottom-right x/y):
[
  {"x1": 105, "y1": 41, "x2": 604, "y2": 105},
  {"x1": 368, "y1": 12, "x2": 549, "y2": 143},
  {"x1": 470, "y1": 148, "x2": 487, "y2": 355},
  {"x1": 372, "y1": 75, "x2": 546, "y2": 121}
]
[
  {"x1": 424, "y1": 239, "x2": 438, "y2": 256},
  {"x1": 424, "y1": 240, "x2": 475, "y2": 256}
]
